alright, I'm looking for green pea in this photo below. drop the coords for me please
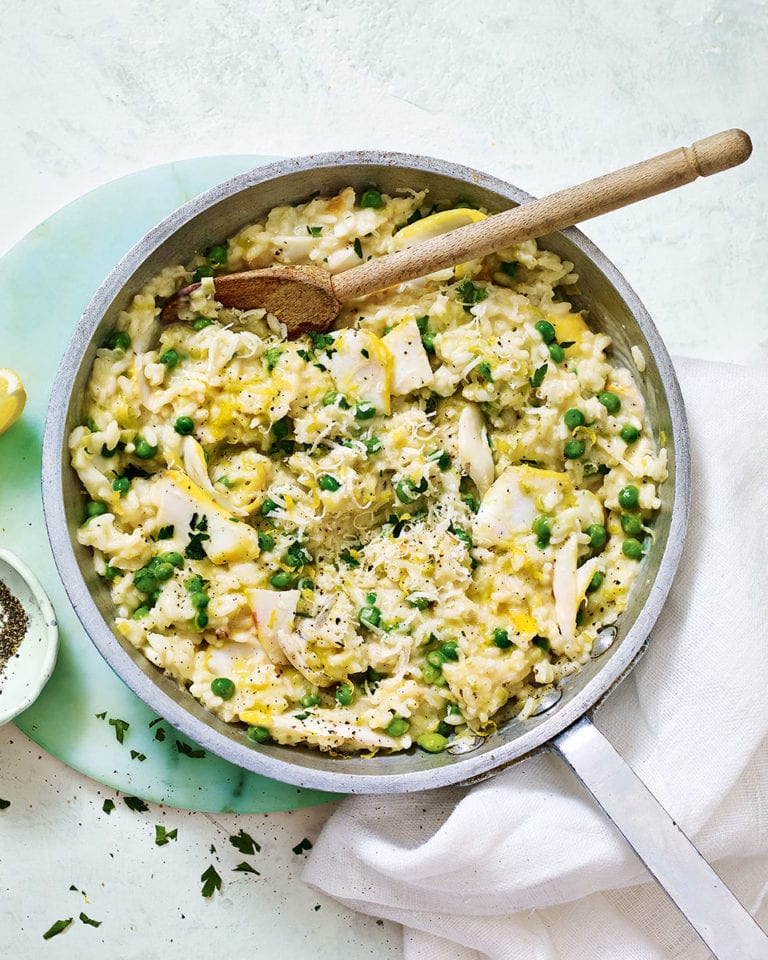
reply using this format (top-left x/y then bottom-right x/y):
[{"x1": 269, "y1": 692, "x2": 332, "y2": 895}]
[
  {"x1": 160, "y1": 551, "x2": 184, "y2": 568},
  {"x1": 133, "y1": 569, "x2": 157, "y2": 593},
  {"x1": 247, "y1": 725, "x2": 270, "y2": 744},
  {"x1": 335, "y1": 682, "x2": 354, "y2": 706},
  {"x1": 318, "y1": 474, "x2": 341, "y2": 492},
  {"x1": 112, "y1": 476, "x2": 130, "y2": 496},
  {"x1": 207, "y1": 243, "x2": 228, "y2": 265},
  {"x1": 598, "y1": 391, "x2": 621, "y2": 414},
  {"x1": 427, "y1": 449, "x2": 451, "y2": 470},
  {"x1": 532, "y1": 515, "x2": 551, "y2": 546},
  {"x1": 195, "y1": 610, "x2": 209, "y2": 629},
  {"x1": 396, "y1": 478, "x2": 419, "y2": 503},
  {"x1": 192, "y1": 317, "x2": 213, "y2": 331},
  {"x1": 621, "y1": 513, "x2": 643, "y2": 535},
  {"x1": 532, "y1": 635, "x2": 550, "y2": 652},
  {"x1": 257, "y1": 532, "x2": 274, "y2": 552},
  {"x1": 422, "y1": 664, "x2": 442, "y2": 685},
  {"x1": 426, "y1": 650, "x2": 444, "y2": 668},
  {"x1": 407, "y1": 596, "x2": 430, "y2": 610},
  {"x1": 260, "y1": 498, "x2": 278, "y2": 516},
  {"x1": 359, "y1": 605, "x2": 381, "y2": 629},
  {"x1": 301, "y1": 694, "x2": 320, "y2": 708},
  {"x1": 132, "y1": 605, "x2": 150, "y2": 620},
  {"x1": 134, "y1": 437, "x2": 158, "y2": 460},
  {"x1": 437, "y1": 720, "x2": 452, "y2": 737},
  {"x1": 211, "y1": 677, "x2": 235, "y2": 700},
  {"x1": 104, "y1": 565, "x2": 120, "y2": 581},
  {"x1": 86, "y1": 500, "x2": 107, "y2": 518},
  {"x1": 586, "y1": 523, "x2": 607, "y2": 549},
  {"x1": 620, "y1": 424, "x2": 640, "y2": 443},
  {"x1": 416, "y1": 732, "x2": 448, "y2": 753},
  {"x1": 547, "y1": 342, "x2": 565, "y2": 363},
  {"x1": 153, "y1": 562, "x2": 175, "y2": 582},
  {"x1": 366, "y1": 592, "x2": 377, "y2": 604},
  {"x1": 322, "y1": 390, "x2": 339, "y2": 406},
  {"x1": 587, "y1": 570, "x2": 604, "y2": 593},
  {"x1": 190, "y1": 591, "x2": 209, "y2": 609},
  {"x1": 159, "y1": 349, "x2": 179, "y2": 369},
  {"x1": 174, "y1": 416, "x2": 194, "y2": 435},
  {"x1": 185, "y1": 574, "x2": 205, "y2": 594},
  {"x1": 359, "y1": 188, "x2": 383, "y2": 209},
  {"x1": 355, "y1": 402, "x2": 376, "y2": 420},
  {"x1": 386, "y1": 716, "x2": 410, "y2": 737},
  {"x1": 447, "y1": 702, "x2": 462, "y2": 716},
  {"x1": 534, "y1": 319, "x2": 556, "y2": 343},
  {"x1": 192, "y1": 265, "x2": 215, "y2": 282},
  {"x1": 618, "y1": 485, "x2": 639, "y2": 509},
  {"x1": 622, "y1": 538, "x2": 644, "y2": 560},
  {"x1": 564, "y1": 408, "x2": 586, "y2": 430},
  {"x1": 270, "y1": 571, "x2": 293, "y2": 589},
  {"x1": 564, "y1": 439, "x2": 586, "y2": 459},
  {"x1": 108, "y1": 331, "x2": 131, "y2": 351},
  {"x1": 492, "y1": 627, "x2": 512, "y2": 649},
  {"x1": 439, "y1": 641, "x2": 459, "y2": 661},
  {"x1": 364, "y1": 436, "x2": 382, "y2": 455},
  {"x1": 421, "y1": 331, "x2": 436, "y2": 354}
]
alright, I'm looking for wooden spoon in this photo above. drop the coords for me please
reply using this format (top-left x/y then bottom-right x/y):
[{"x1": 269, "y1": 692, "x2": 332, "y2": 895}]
[{"x1": 160, "y1": 129, "x2": 752, "y2": 336}]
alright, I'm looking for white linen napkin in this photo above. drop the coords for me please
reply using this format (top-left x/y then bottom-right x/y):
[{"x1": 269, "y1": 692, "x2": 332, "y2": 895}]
[{"x1": 303, "y1": 357, "x2": 768, "y2": 960}]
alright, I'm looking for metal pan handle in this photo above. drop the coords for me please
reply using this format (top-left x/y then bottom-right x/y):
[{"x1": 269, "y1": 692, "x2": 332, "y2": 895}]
[{"x1": 554, "y1": 716, "x2": 767, "y2": 959}]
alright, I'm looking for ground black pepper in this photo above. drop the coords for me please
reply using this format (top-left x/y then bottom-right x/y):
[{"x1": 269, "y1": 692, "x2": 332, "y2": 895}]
[{"x1": 0, "y1": 579, "x2": 28, "y2": 676}]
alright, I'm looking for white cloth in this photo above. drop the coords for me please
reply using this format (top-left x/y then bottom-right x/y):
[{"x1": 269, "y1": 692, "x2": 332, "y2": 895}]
[{"x1": 303, "y1": 357, "x2": 768, "y2": 960}]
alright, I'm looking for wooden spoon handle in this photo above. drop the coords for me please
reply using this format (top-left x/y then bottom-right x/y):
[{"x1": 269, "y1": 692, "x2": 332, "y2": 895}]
[{"x1": 331, "y1": 128, "x2": 752, "y2": 303}]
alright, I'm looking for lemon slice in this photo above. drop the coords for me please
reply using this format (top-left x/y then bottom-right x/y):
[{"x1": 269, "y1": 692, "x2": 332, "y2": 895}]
[
  {"x1": 392, "y1": 208, "x2": 488, "y2": 279},
  {"x1": 0, "y1": 369, "x2": 26, "y2": 435}
]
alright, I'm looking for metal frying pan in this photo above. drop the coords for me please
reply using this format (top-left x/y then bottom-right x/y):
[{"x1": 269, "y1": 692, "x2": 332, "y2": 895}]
[{"x1": 42, "y1": 151, "x2": 767, "y2": 958}]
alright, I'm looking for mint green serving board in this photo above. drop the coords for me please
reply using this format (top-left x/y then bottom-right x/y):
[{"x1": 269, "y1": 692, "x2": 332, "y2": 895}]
[{"x1": 0, "y1": 156, "x2": 339, "y2": 812}]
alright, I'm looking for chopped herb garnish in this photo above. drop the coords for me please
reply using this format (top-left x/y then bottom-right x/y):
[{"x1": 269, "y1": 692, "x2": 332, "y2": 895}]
[
  {"x1": 130, "y1": 750, "x2": 146, "y2": 762},
  {"x1": 43, "y1": 918, "x2": 72, "y2": 940},
  {"x1": 0, "y1": 798, "x2": 10, "y2": 810},
  {"x1": 156, "y1": 525, "x2": 174, "y2": 540},
  {"x1": 292, "y1": 837, "x2": 314, "y2": 855},
  {"x1": 95, "y1": 711, "x2": 106, "y2": 720},
  {"x1": 529, "y1": 363, "x2": 548, "y2": 389},
  {"x1": 307, "y1": 225, "x2": 322, "y2": 237},
  {"x1": 353, "y1": 237, "x2": 363, "y2": 258},
  {"x1": 233, "y1": 862, "x2": 260, "y2": 874},
  {"x1": 79, "y1": 912, "x2": 101, "y2": 928},
  {"x1": 108, "y1": 717, "x2": 129, "y2": 744},
  {"x1": 124, "y1": 796, "x2": 149, "y2": 812},
  {"x1": 309, "y1": 331, "x2": 335, "y2": 353},
  {"x1": 339, "y1": 547, "x2": 361, "y2": 568},
  {"x1": 477, "y1": 361, "x2": 493, "y2": 382},
  {"x1": 265, "y1": 347, "x2": 283, "y2": 371},
  {"x1": 229, "y1": 829, "x2": 261, "y2": 855},
  {"x1": 102, "y1": 799, "x2": 115, "y2": 814},
  {"x1": 155, "y1": 825, "x2": 178, "y2": 846},
  {"x1": 176, "y1": 739, "x2": 206, "y2": 759},
  {"x1": 500, "y1": 260, "x2": 519, "y2": 278},
  {"x1": 200, "y1": 864, "x2": 222, "y2": 898},
  {"x1": 455, "y1": 278, "x2": 488, "y2": 306},
  {"x1": 153, "y1": 726, "x2": 166, "y2": 742}
]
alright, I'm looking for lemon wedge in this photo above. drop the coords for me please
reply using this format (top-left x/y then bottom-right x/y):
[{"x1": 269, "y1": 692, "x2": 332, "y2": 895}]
[
  {"x1": 392, "y1": 208, "x2": 488, "y2": 279},
  {"x1": 0, "y1": 369, "x2": 26, "y2": 435}
]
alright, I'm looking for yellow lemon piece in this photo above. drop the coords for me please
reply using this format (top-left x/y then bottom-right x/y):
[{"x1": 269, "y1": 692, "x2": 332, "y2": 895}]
[
  {"x1": 392, "y1": 208, "x2": 488, "y2": 279},
  {"x1": 0, "y1": 369, "x2": 26, "y2": 435},
  {"x1": 552, "y1": 312, "x2": 589, "y2": 346}
]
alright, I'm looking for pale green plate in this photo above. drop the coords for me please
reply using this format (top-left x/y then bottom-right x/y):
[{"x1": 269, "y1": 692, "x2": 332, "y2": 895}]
[{"x1": 0, "y1": 156, "x2": 340, "y2": 812}]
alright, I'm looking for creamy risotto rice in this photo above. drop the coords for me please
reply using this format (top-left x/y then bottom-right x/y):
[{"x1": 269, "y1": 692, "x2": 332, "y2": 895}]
[{"x1": 70, "y1": 186, "x2": 666, "y2": 754}]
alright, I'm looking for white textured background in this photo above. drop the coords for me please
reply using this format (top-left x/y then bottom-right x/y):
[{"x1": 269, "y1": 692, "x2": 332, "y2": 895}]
[{"x1": 0, "y1": 2, "x2": 765, "y2": 958}]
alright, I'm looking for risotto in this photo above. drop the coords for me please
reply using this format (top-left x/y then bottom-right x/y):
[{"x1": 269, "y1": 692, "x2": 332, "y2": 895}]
[{"x1": 69, "y1": 186, "x2": 666, "y2": 754}]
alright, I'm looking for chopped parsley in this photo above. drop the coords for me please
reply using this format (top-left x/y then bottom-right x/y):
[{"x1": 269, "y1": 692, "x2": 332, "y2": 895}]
[
  {"x1": 455, "y1": 278, "x2": 488, "y2": 307},
  {"x1": 102, "y1": 799, "x2": 115, "y2": 814},
  {"x1": 0, "y1": 798, "x2": 10, "y2": 810},
  {"x1": 79, "y1": 912, "x2": 101, "y2": 928},
  {"x1": 123, "y1": 796, "x2": 149, "y2": 813},
  {"x1": 156, "y1": 524, "x2": 175, "y2": 540},
  {"x1": 307, "y1": 225, "x2": 322, "y2": 237},
  {"x1": 42, "y1": 918, "x2": 72, "y2": 940},
  {"x1": 95, "y1": 711, "x2": 106, "y2": 720},
  {"x1": 200, "y1": 864, "x2": 222, "y2": 898},
  {"x1": 153, "y1": 726, "x2": 166, "y2": 742},
  {"x1": 265, "y1": 347, "x2": 283, "y2": 372},
  {"x1": 477, "y1": 361, "x2": 493, "y2": 382},
  {"x1": 108, "y1": 717, "x2": 130, "y2": 744},
  {"x1": 130, "y1": 750, "x2": 146, "y2": 762},
  {"x1": 233, "y1": 862, "x2": 260, "y2": 874},
  {"x1": 229, "y1": 829, "x2": 261, "y2": 855},
  {"x1": 176, "y1": 739, "x2": 206, "y2": 759},
  {"x1": 353, "y1": 237, "x2": 363, "y2": 258},
  {"x1": 292, "y1": 837, "x2": 313, "y2": 855},
  {"x1": 529, "y1": 363, "x2": 548, "y2": 389},
  {"x1": 155, "y1": 825, "x2": 178, "y2": 846},
  {"x1": 185, "y1": 513, "x2": 210, "y2": 560}
]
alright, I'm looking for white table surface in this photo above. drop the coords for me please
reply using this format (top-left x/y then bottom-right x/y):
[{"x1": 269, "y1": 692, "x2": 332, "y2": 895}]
[{"x1": 0, "y1": 2, "x2": 765, "y2": 958}]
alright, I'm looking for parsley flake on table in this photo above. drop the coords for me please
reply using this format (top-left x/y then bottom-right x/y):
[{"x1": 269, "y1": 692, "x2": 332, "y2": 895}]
[
  {"x1": 155, "y1": 825, "x2": 178, "y2": 846},
  {"x1": 95, "y1": 711, "x2": 106, "y2": 720},
  {"x1": 102, "y1": 799, "x2": 115, "y2": 814},
  {"x1": 229, "y1": 829, "x2": 260, "y2": 855},
  {"x1": 0, "y1": 799, "x2": 10, "y2": 810},
  {"x1": 108, "y1": 717, "x2": 130, "y2": 743},
  {"x1": 200, "y1": 864, "x2": 222, "y2": 898},
  {"x1": 124, "y1": 796, "x2": 149, "y2": 813},
  {"x1": 153, "y1": 726, "x2": 166, "y2": 742},
  {"x1": 79, "y1": 912, "x2": 101, "y2": 928},
  {"x1": 175, "y1": 739, "x2": 205, "y2": 759},
  {"x1": 42, "y1": 918, "x2": 72, "y2": 940},
  {"x1": 292, "y1": 838, "x2": 313, "y2": 855},
  {"x1": 233, "y1": 862, "x2": 260, "y2": 874}
]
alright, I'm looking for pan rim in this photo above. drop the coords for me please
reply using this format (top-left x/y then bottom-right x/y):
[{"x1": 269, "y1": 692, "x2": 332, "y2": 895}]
[{"x1": 42, "y1": 150, "x2": 691, "y2": 793}]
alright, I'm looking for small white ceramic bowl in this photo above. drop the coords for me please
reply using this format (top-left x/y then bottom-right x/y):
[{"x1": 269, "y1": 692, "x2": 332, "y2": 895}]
[{"x1": 0, "y1": 548, "x2": 59, "y2": 724}]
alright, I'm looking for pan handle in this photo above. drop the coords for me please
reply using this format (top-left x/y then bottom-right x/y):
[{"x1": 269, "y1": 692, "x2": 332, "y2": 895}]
[{"x1": 554, "y1": 716, "x2": 767, "y2": 959}]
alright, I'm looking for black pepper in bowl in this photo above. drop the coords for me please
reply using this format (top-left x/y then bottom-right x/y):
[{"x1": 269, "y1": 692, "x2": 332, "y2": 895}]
[{"x1": 0, "y1": 579, "x2": 28, "y2": 676}]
